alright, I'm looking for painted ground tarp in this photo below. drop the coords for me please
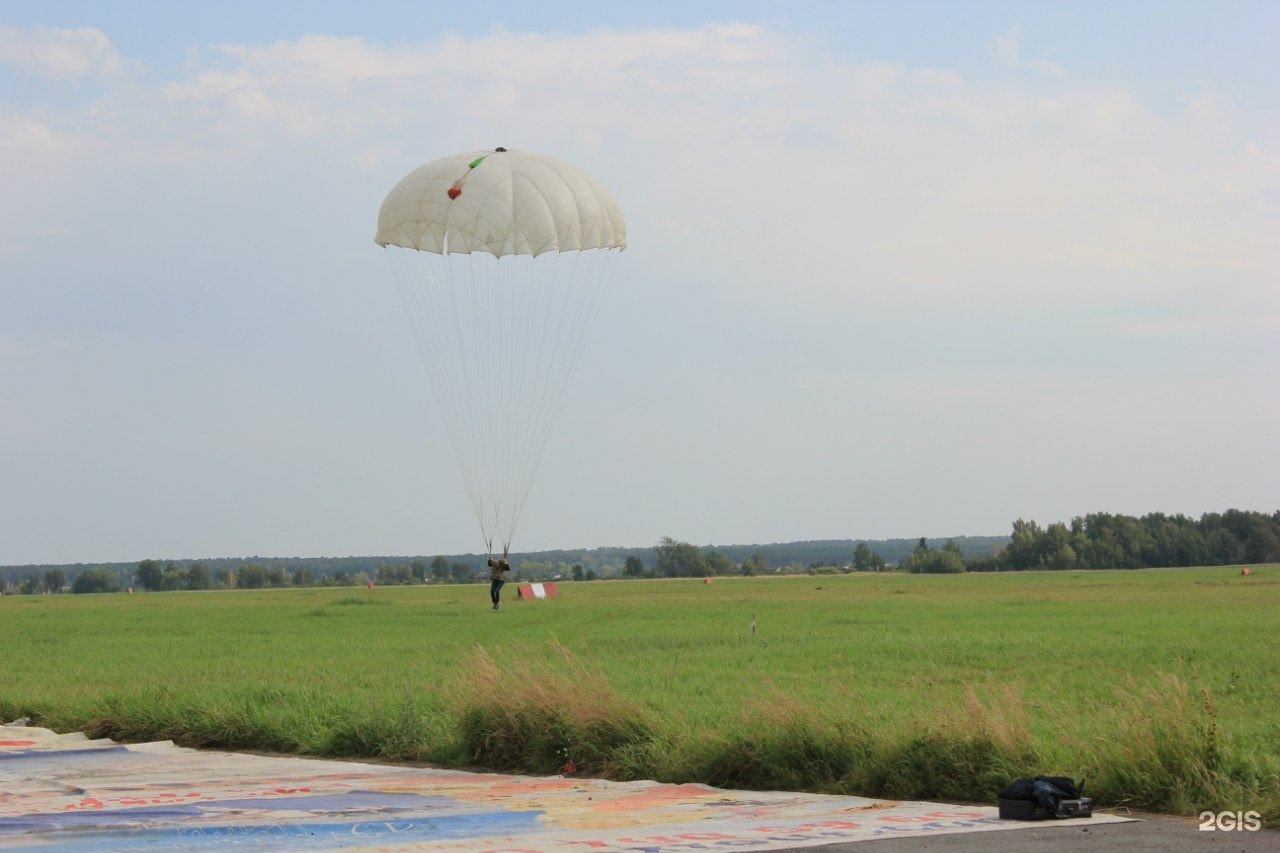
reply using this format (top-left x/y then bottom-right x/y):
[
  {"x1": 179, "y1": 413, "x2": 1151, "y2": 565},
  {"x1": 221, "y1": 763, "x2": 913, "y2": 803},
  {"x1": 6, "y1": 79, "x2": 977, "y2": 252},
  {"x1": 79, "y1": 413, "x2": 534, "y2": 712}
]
[{"x1": 0, "y1": 725, "x2": 1132, "y2": 852}]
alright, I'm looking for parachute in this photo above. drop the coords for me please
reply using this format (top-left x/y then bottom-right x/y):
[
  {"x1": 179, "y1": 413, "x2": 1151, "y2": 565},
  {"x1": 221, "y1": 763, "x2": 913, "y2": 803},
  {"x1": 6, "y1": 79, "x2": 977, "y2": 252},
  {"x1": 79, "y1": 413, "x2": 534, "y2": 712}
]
[{"x1": 375, "y1": 148, "x2": 626, "y2": 555}]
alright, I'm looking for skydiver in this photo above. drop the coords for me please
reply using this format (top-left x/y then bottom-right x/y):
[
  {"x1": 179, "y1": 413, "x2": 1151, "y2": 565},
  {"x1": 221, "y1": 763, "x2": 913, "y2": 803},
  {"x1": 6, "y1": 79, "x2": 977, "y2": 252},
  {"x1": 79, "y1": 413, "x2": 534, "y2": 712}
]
[{"x1": 487, "y1": 549, "x2": 511, "y2": 610}]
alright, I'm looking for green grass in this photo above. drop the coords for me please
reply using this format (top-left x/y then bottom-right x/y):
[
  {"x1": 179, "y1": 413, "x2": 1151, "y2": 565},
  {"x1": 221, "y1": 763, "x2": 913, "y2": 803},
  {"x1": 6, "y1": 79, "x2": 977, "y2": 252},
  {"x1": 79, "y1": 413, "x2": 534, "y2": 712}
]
[{"x1": 2, "y1": 568, "x2": 1277, "y2": 822}]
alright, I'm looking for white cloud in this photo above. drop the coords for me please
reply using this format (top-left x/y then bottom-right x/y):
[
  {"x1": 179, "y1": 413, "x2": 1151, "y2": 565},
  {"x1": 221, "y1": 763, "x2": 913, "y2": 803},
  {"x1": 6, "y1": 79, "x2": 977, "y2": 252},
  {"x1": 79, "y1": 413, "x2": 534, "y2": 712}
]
[
  {"x1": 0, "y1": 112, "x2": 106, "y2": 257},
  {"x1": 993, "y1": 24, "x2": 1066, "y2": 78},
  {"x1": 994, "y1": 25, "x2": 1022, "y2": 65},
  {"x1": 0, "y1": 25, "x2": 121, "y2": 80},
  {"x1": 6, "y1": 22, "x2": 1276, "y2": 310}
]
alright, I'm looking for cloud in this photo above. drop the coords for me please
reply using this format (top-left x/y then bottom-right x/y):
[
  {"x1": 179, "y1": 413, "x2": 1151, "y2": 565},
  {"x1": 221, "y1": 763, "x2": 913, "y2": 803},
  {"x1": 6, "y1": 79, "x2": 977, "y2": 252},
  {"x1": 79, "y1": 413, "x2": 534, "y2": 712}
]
[
  {"x1": 993, "y1": 25, "x2": 1066, "y2": 78},
  {"x1": 4, "y1": 19, "x2": 1275, "y2": 330},
  {"x1": 5, "y1": 21, "x2": 1277, "y2": 308},
  {"x1": 0, "y1": 25, "x2": 121, "y2": 80}
]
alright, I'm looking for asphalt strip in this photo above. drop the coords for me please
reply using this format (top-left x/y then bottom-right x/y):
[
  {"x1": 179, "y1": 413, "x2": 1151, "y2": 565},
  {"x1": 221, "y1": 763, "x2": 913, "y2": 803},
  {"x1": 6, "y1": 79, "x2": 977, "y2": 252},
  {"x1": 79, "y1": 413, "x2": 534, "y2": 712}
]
[{"x1": 6, "y1": 722, "x2": 1241, "y2": 853}]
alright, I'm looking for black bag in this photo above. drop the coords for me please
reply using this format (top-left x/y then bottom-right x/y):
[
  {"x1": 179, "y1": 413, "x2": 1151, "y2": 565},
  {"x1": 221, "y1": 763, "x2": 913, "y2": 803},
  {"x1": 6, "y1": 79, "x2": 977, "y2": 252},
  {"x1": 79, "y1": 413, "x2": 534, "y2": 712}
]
[
  {"x1": 999, "y1": 776, "x2": 1083, "y2": 809},
  {"x1": 998, "y1": 776, "x2": 1090, "y2": 819}
]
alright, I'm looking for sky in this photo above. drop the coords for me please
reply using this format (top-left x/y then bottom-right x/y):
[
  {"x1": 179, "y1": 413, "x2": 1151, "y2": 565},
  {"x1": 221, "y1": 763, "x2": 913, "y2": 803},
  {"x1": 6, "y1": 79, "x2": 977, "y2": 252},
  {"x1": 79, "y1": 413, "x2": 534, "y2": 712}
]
[{"x1": 2, "y1": 1, "x2": 1277, "y2": 566}]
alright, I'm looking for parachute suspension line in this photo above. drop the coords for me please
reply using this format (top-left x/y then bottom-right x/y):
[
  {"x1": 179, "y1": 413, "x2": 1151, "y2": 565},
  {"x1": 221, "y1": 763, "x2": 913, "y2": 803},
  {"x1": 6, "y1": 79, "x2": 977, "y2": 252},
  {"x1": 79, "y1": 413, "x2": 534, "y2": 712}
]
[
  {"x1": 387, "y1": 245, "x2": 493, "y2": 547},
  {"x1": 501, "y1": 251, "x2": 550, "y2": 551},
  {"x1": 497, "y1": 251, "x2": 526, "y2": 547},
  {"x1": 488, "y1": 252, "x2": 513, "y2": 546},
  {"x1": 508, "y1": 251, "x2": 568, "y2": 543},
  {"x1": 385, "y1": 250, "x2": 448, "y2": 527},
  {"x1": 502, "y1": 247, "x2": 622, "y2": 548},
  {"x1": 466, "y1": 248, "x2": 507, "y2": 548},
  {"x1": 494, "y1": 255, "x2": 523, "y2": 550},
  {"x1": 386, "y1": 245, "x2": 619, "y2": 555},
  {"x1": 452, "y1": 246, "x2": 503, "y2": 551},
  {"x1": 458, "y1": 245, "x2": 493, "y2": 541},
  {"x1": 487, "y1": 252, "x2": 527, "y2": 553},
  {"x1": 437, "y1": 246, "x2": 490, "y2": 541},
  {"x1": 527, "y1": 248, "x2": 617, "y2": 513}
]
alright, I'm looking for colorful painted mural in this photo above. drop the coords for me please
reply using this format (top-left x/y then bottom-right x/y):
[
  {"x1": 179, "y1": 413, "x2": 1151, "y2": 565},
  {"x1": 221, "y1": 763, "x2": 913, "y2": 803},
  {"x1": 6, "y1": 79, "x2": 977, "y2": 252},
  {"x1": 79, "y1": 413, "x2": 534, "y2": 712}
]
[{"x1": 0, "y1": 725, "x2": 1130, "y2": 852}]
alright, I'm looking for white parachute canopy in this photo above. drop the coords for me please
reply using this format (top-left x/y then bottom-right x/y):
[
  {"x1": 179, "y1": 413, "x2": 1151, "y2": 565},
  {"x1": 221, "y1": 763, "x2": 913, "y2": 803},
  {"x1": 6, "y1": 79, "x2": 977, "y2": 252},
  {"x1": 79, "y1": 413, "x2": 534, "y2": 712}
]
[{"x1": 376, "y1": 148, "x2": 626, "y2": 555}]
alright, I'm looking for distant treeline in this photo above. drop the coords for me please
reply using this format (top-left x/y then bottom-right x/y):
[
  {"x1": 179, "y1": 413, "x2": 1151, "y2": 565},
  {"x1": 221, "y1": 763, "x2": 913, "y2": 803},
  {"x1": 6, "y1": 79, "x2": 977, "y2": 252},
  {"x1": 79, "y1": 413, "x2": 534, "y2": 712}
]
[
  {"x1": 978, "y1": 509, "x2": 1280, "y2": 572},
  {"x1": 2, "y1": 509, "x2": 1275, "y2": 592},
  {"x1": 0, "y1": 537, "x2": 1009, "y2": 592},
  {"x1": 656, "y1": 510, "x2": 1280, "y2": 575}
]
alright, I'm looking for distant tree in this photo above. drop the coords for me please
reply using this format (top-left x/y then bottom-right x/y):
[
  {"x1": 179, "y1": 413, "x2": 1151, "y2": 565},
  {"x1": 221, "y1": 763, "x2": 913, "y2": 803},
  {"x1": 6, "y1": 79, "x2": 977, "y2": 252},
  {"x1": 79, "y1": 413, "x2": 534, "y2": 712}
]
[
  {"x1": 853, "y1": 542, "x2": 885, "y2": 572},
  {"x1": 162, "y1": 563, "x2": 183, "y2": 590},
  {"x1": 431, "y1": 556, "x2": 450, "y2": 582},
  {"x1": 292, "y1": 567, "x2": 315, "y2": 587},
  {"x1": 1114, "y1": 517, "x2": 1156, "y2": 568},
  {"x1": 185, "y1": 562, "x2": 211, "y2": 590},
  {"x1": 519, "y1": 559, "x2": 550, "y2": 578},
  {"x1": 704, "y1": 550, "x2": 733, "y2": 576},
  {"x1": 19, "y1": 574, "x2": 40, "y2": 594},
  {"x1": 1236, "y1": 511, "x2": 1280, "y2": 562},
  {"x1": 1003, "y1": 519, "x2": 1044, "y2": 570},
  {"x1": 136, "y1": 559, "x2": 164, "y2": 591},
  {"x1": 571, "y1": 564, "x2": 584, "y2": 581},
  {"x1": 900, "y1": 546, "x2": 965, "y2": 574},
  {"x1": 585, "y1": 568, "x2": 598, "y2": 581},
  {"x1": 376, "y1": 563, "x2": 414, "y2": 585},
  {"x1": 411, "y1": 560, "x2": 427, "y2": 582},
  {"x1": 623, "y1": 556, "x2": 646, "y2": 578},
  {"x1": 965, "y1": 554, "x2": 1001, "y2": 572},
  {"x1": 1040, "y1": 524, "x2": 1079, "y2": 569},
  {"x1": 238, "y1": 563, "x2": 269, "y2": 589},
  {"x1": 72, "y1": 568, "x2": 120, "y2": 594},
  {"x1": 1170, "y1": 525, "x2": 1209, "y2": 567},
  {"x1": 740, "y1": 552, "x2": 769, "y2": 576},
  {"x1": 1204, "y1": 527, "x2": 1242, "y2": 565},
  {"x1": 266, "y1": 566, "x2": 288, "y2": 587},
  {"x1": 853, "y1": 542, "x2": 872, "y2": 570},
  {"x1": 42, "y1": 568, "x2": 66, "y2": 593},
  {"x1": 451, "y1": 561, "x2": 473, "y2": 583},
  {"x1": 655, "y1": 537, "x2": 707, "y2": 578}
]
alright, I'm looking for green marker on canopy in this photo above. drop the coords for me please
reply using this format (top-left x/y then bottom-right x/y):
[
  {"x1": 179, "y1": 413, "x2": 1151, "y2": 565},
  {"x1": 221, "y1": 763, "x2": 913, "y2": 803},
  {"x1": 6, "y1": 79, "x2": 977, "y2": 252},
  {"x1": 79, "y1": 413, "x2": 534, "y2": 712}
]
[
  {"x1": 468, "y1": 148, "x2": 507, "y2": 170},
  {"x1": 447, "y1": 149, "x2": 508, "y2": 200}
]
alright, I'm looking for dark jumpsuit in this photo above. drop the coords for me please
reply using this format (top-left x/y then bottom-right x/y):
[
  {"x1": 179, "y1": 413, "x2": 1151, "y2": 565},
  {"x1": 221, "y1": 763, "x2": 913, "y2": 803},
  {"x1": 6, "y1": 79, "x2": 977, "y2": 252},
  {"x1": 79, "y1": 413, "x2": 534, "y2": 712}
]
[{"x1": 488, "y1": 559, "x2": 510, "y2": 608}]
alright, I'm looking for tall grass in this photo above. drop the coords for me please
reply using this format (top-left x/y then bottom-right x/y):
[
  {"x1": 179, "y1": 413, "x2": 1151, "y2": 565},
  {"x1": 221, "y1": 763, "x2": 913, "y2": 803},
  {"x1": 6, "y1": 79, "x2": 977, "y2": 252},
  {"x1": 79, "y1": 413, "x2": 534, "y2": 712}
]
[
  {"x1": 1, "y1": 568, "x2": 1276, "y2": 822},
  {"x1": 446, "y1": 642, "x2": 657, "y2": 776},
  {"x1": 1084, "y1": 674, "x2": 1270, "y2": 816}
]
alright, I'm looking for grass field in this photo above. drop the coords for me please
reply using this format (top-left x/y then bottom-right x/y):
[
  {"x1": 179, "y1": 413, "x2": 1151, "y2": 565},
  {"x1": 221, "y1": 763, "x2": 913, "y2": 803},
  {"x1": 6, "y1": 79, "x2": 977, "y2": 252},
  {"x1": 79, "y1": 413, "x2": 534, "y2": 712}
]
[{"x1": 2, "y1": 567, "x2": 1277, "y2": 823}]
